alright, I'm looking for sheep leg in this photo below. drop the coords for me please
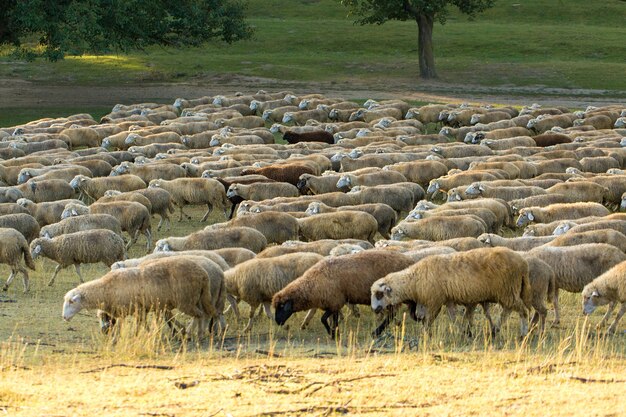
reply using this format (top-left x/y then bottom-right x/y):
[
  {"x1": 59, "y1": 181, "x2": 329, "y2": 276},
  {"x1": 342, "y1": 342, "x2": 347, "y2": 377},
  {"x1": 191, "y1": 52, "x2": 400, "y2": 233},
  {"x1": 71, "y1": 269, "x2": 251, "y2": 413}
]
[
  {"x1": 243, "y1": 304, "x2": 258, "y2": 333},
  {"x1": 178, "y1": 205, "x2": 192, "y2": 221},
  {"x1": 372, "y1": 307, "x2": 396, "y2": 337},
  {"x1": 300, "y1": 308, "x2": 316, "y2": 330},
  {"x1": 144, "y1": 229, "x2": 152, "y2": 253},
  {"x1": 462, "y1": 304, "x2": 476, "y2": 338},
  {"x1": 226, "y1": 294, "x2": 241, "y2": 319},
  {"x1": 320, "y1": 310, "x2": 334, "y2": 336},
  {"x1": 498, "y1": 308, "x2": 512, "y2": 334},
  {"x1": 228, "y1": 204, "x2": 237, "y2": 220},
  {"x1": 2, "y1": 270, "x2": 16, "y2": 291},
  {"x1": 552, "y1": 290, "x2": 561, "y2": 326},
  {"x1": 157, "y1": 216, "x2": 164, "y2": 231},
  {"x1": 348, "y1": 304, "x2": 360, "y2": 318},
  {"x1": 597, "y1": 301, "x2": 616, "y2": 329},
  {"x1": 607, "y1": 303, "x2": 626, "y2": 335},
  {"x1": 481, "y1": 303, "x2": 498, "y2": 336},
  {"x1": 48, "y1": 264, "x2": 69, "y2": 286},
  {"x1": 126, "y1": 230, "x2": 139, "y2": 251},
  {"x1": 445, "y1": 302, "x2": 458, "y2": 322},
  {"x1": 262, "y1": 302, "x2": 273, "y2": 320},
  {"x1": 74, "y1": 264, "x2": 85, "y2": 284},
  {"x1": 201, "y1": 203, "x2": 213, "y2": 222}
]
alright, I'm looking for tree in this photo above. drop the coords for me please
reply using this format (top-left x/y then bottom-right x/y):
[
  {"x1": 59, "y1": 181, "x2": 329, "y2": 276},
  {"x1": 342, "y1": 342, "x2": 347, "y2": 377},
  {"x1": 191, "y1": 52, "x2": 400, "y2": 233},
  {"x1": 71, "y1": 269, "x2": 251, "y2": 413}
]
[
  {"x1": 0, "y1": 0, "x2": 252, "y2": 61},
  {"x1": 339, "y1": 0, "x2": 495, "y2": 79}
]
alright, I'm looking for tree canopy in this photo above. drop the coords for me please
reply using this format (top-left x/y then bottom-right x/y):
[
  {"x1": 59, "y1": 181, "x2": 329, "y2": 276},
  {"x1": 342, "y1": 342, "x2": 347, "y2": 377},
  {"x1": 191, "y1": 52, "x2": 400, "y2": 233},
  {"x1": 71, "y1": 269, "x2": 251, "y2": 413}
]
[
  {"x1": 339, "y1": 0, "x2": 496, "y2": 78},
  {"x1": 0, "y1": 0, "x2": 252, "y2": 61}
]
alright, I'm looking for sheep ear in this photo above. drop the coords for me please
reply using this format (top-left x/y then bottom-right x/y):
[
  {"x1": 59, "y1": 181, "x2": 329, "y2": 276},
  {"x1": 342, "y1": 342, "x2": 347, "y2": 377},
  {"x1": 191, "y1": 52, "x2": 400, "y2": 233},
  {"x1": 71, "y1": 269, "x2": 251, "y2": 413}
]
[
  {"x1": 70, "y1": 294, "x2": 81, "y2": 304},
  {"x1": 282, "y1": 300, "x2": 293, "y2": 314},
  {"x1": 591, "y1": 291, "x2": 600, "y2": 298},
  {"x1": 384, "y1": 285, "x2": 392, "y2": 295},
  {"x1": 71, "y1": 209, "x2": 78, "y2": 216},
  {"x1": 478, "y1": 184, "x2": 484, "y2": 192},
  {"x1": 527, "y1": 212, "x2": 534, "y2": 221}
]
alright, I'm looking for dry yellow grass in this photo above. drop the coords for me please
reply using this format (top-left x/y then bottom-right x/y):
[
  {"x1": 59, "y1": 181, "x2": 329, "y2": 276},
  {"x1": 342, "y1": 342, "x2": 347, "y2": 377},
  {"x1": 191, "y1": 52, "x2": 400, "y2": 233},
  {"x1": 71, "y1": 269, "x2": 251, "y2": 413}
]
[{"x1": 1, "y1": 206, "x2": 624, "y2": 416}]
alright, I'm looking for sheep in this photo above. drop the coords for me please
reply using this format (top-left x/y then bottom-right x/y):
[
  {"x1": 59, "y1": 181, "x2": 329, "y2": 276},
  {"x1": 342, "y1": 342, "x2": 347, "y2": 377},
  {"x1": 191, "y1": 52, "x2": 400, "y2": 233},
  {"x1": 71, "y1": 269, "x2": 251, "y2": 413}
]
[
  {"x1": 297, "y1": 211, "x2": 379, "y2": 243},
  {"x1": 545, "y1": 181, "x2": 609, "y2": 204},
  {"x1": 282, "y1": 109, "x2": 329, "y2": 125},
  {"x1": 531, "y1": 132, "x2": 573, "y2": 147},
  {"x1": 464, "y1": 182, "x2": 547, "y2": 202},
  {"x1": 59, "y1": 127, "x2": 101, "y2": 149},
  {"x1": 415, "y1": 198, "x2": 513, "y2": 229},
  {"x1": 62, "y1": 256, "x2": 225, "y2": 339},
  {"x1": 256, "y1": 239, "x2": 372, "y2": 258},
  {"x1": 10, "y1": 179, "x2": 76, "y2": 203},
  {"x1": 509, "y1": 194, "x2": 579, "y2": 214},
  {"x1": 477, "y1": 233, "x2": 555, "y2": 251},
  {"x1": 283, "y1": 130, "x2": 334, "y2": 144},
  {"x1": 464, "y1": 127, "x2": 531, "y2": 144},
  {"x1": 391, "y1": 215, "x2": 487, "y2": 242},
  {"x1": 30, "y1": 230, "x2": 126, "y2": 286},
  {"x1": 383, "y1": 160, "x2": 449, "y2": 188},
  {"x1": 273, "y1": 250, "x2": 415, "y2": 337},
  {"x1": 335, "y1": 170, "x2": 407, "y2": 191},
  {"x1": 40, "y1": 213, "x2": 122, "y2": 239},
  {"x1": 224, "y1": 253, "x2": 324, "y2": 332},
  {"x1": 240, "y1": 163, "x2": 317, "y2": 186},
  {"x1": 98, "y1": 191, "x2": 152, "y2": 213},
  {"x1": 579, "y1": 156, "x2": 620, "y2": 173},
  {"x1": 111, "y1": 161, "x2": 186, "y2": 183},
  {"x1": 210, "y1": 247, "x2": 257, "y2": 268},
  {"x1": 111, "y1": 250, "x2": 229, "y2": 273},
  {"x1": 516, "y1": 253, "x2": 556, "y2": 333},
  {"x1": 70, "y1": 174, "x2": 146, "y2": 202},
  {"x1": 516, "y1": 202, "x2": 611, "y2": 228},
  {"x1": 62, "y1": 201, "x2": 152, "y2": 252},
  {"x1": 371, "y1": 247, "x2": 531, "y2": 338},
  {"x1": 408, "y1": 207, "x2": 500, "y2": 234},
  {"x1": 123, "y1": 131, "x2": 181, "y2": 148},
  {"x1": 329, "y1": 243, "x2": 367, "y2": 257},
  {"x1": 470, "y1": 111, "x2": 513, "y2": 125},
  {"x1": 212, "y1": 211, "x2": 299, "y2": 244},
  {"x1": 17, "y1": 198, "x2": 86, "y2": 227},
  {"x1": 149, "y1": 178, "x2": 229, "y2": 222},
  {"x1": 305, "y1": 201, "x2": 397, "y2": 239},
  {"x1": 104, "y1": 188, "x2": 175, "y2": 231},
  {"x1": 480, "y1": 136, "x2": 537, "y2": 151},
  {"x1": 529, "y1": 243, "x2": 626, "y2": 325},
  {"x1": 348, "y1": 184, "x2": 415, "y2": 213},
  {"x1": 527, "y1": 114, "x2": 576, "y2": 133},
  {"x1": 582, "y1": 260, "x2": 626, "y2": 334},
  {"x1": 547, "y1": 229, "x2": 626, "y2": 252},
  {"x1": 0, "y1": 203, "x2": 29, "y2": 216},
  {"x1": 402, "y1": 246, "x2": 457, "y2": 262},
  {"x1": 0, "y1": 228, "x2": 36, "y2": 293},
  {"x1": 426, "y1": 171, "x2": 502, "y2": 195},
  {"x1": 154, "y1": 226, "x2": 267, "y2": 254},
  {"x1": 556, "y1": 219, "x2": 626, "y2": 237},
  {"x1": 17, "y1": 165, "x2": 92, "y2": 185},
  {"x1": 0, "y1": 213, "x2": 41, "y2": 243},
  {"x1": 296, "y1": 173, "x2": 343, "y2": 195},
  {"x1": 574, "y1": 114, "x2": 614, "y2": 130},
  {"x1": 226, "y1": 182, "x2": 299, "y2": 203}
]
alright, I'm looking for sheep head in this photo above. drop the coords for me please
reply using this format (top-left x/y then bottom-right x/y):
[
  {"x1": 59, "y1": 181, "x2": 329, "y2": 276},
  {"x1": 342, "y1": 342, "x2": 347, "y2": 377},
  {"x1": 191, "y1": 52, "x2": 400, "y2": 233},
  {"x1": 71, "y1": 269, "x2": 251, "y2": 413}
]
[
  {"x1": 621, "y1": 193, "x2": 626, "y2": 211},
  {"x1": 515, "y1": 210, "x2": 534, "y2": 227},
  {"x1": 281, "y1": 113, "x2": 294, "y2": 124},
  {"x1": 273, "y1": 298, "x2": 294, "y2": 326},
  {"x1": 62, "y1": 288, "x2": 84, "y2": 321},
  {"x1": 581, "y1": 286, "x2": 606, "y2": 315},
  {"x1": 69, "y1": 175, "x2": 89, "y2": 191},
  {"x1": 390, "y1": 226, "x2": 406, "y2": 241},
  {"x1": 30, "y1": 239, "x2": 45, "y2": 261},
  {"x1": 446, "y1": 190, "x2": 463, "y2": 202},
  {"x1": 305, "y1": 202, "x2": 321, "y2": 216},
  {"x1": 336, "y1": 175, "x2": 352, "y2": 190},
  {"x1": 426, "y1": 180, "x2": 440, "y2": 195},
  {"x1": 154, "y1": 239, "x2": 171, "y2": 252},
  {"x1": 464, "y1": 182, "x2": 483, "y2": 197},
  {"x1": 226, "y1": 185, "x2": 239, "y2": 199},
  {"x1": 552, "y1": 222, "x2": 574, "y2": 236},
  {"x1": 370, "y1": 280, "x2": 393, "y2": 314},
  {"x1": 17, "y1": 170, "x2": 33, "y2": 184}
]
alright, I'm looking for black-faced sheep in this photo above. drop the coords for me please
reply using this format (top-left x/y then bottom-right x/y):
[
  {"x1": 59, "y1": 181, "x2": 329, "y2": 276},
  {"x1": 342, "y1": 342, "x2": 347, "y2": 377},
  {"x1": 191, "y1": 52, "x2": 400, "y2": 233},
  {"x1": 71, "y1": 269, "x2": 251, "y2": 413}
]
[
  {"x1": 148, "y1": 178, "x2": 229, "y2": 222},
  {"x1": 273, "y1": 250, "x2": 415, "y2": 337},
  {"x1": 371, "y1": 247, "x2": 531, "y2": 338},
  {"x1": 62, "y1": 256, "x2": 225, "y2": 339},
  {"x1": 529, "y1": 243, "x2": 626, "y2": 325},
  {"x1": 0, "y1": 228, "x2": 36, "y2": 292},
  {"x1": 224, "y1": 252, "x2": 324, "y2": 332},
  {"x1": 31, "y1": 230, "x2": 126, "y2": 286},
  {"x1": 582, "y1": 260, "x2": 626, "y2": 334}
]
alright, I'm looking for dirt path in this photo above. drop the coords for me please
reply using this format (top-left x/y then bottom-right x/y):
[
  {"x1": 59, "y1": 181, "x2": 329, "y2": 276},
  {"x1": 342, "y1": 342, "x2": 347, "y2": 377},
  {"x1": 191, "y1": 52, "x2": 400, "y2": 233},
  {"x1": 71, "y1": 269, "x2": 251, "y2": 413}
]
[{"x1": 1, "y1": 74, "x2": 624, "y2": 110}]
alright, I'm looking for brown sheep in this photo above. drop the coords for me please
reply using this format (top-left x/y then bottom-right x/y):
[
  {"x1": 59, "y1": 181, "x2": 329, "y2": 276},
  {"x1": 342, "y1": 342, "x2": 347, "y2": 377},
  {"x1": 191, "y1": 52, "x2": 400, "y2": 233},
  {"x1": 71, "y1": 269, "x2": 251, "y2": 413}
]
[
  {"x1": 516, "y1": 202, "x2": 611, "y2": 228},
  {"x1": 256, "y1": 239, "x2": 372, "y2": 258},
  {"x1": 154, "y1": 226, "x2": 267, "y2": 254},
  {"x1": 240, "y1": 163, "x2": 317, "y2": 186},
  {"x1": 391, "y1": 215, "x2": 487, "y2": 241},
  {"x1": 0, "y1": 213, "x2": 41, "y2": 243},
  {"x1": 297, "y1": 211, "x2": 379, "y2": 243},
  {"x1": 0, "y1": 228, "x2": 36, "y2": 292},
  {"x1": 149, "y1": 178, "x2": 229, "y2": 222},
  {"x1": 582, "y1": 261, "x2": 626, "y2": 334},
  {"x1": 273, "y1": 250, "x2": 415, "y2": 337},
  {"x1": 305, "y1": 201, "x2": 397, "y2": 239},
  {"x1": 212, "y1": 211, "x2": 299, "y2": 244}
]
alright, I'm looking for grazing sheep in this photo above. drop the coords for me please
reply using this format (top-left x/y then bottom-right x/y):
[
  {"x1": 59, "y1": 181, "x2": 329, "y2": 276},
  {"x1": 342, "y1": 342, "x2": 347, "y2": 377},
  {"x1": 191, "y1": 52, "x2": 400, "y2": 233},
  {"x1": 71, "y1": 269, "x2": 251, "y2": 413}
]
[
  {"x1": 371, "y1": 247, "x2": 531, "y2": 337},
  {"x1": 256, "y1": 239, "x2": 372, "y2": 258},
  {"x1": 477, "y1": 233, "x2": 555, "y2": 251},
  {"x1": 297, "y1": 211, "x2": 378, "y2": 243},
  {"x1": 273, "y1": 250, "x2": 415, "y2": 337},
  {"x1": 212, "y1": 211, "x2": 299, "y2": 244},
  {"x1": 0, "y1": 228, "x2": 36, "y2": 292},
  {"x1": 335, "y1": 170, "x2": 407, "y2": 191},
  {"x1": 391, "y1": 215, "x2": 487, "y2": 241},
  {"x1": 240, "y1": 163, "x2": 317, "y2": 186},
  {"x1": 383, "y1": 160, "x2": 449, "y2": 188},
  {"x1": 545, "y1": 181, "x2": 609, "y2": 204},
  {"x1": 98, "y1": 190, "x2": 152, "y2": 213},
  {"x1": 154, "y1": 226, "x2": 267, "y2": 254},
  {"x1": 62, "y1": 256, "x2": 225, "y2": 339},
  {"x1": 415, "y1": 198, "x2": 513, "y2": 229},
  {"x1": 556, "y1": 219, "x2": 626, "y2": 238},
  {"x1": 509, "y1": 194, "x2": 578, "y2": 214},
  {"x1": 407, "y1": 207, "x2": 500, "y2": 234},
  {"x1": 0, "y1": 203, "x2": 29, "y2": 216},
  {"x1": 9, "y1": 179, "x2": 76, "y2": 203},
  {"x1": 348, "y1": 184, "x2": 415, "y2": 213},
  {"x1": 426, "y1": 171, "x2": 502, "y2": 195},
  {"x1": 224, "y1": 253, "x2": 324, "y2": 332},
  {"x1": 329, "y1": 243, "x2": 367, "y2": 257},
  {"x1": 31, "y1": 230, "x2": 126, "y2": 286},
  {"x1": 515, "y1": 253, "x2": 556, "y2": 333},
  {"x1": 527, "y1": 114, "x2": 576, "y2": 133},
  {"x1": 227, "y1": 182, "x2": 299, "y2": 203},
  {"x1": 0, "y1": 213, "x2": 41, "y2": 243},
  {"x1": 112, "y1": 161, "x2": 186, "y2": 183},
  {"x1": 305, "y1": 201, "x2": 397, "y2": 239},
  {"x1": 149, "y1": 178, "x2": 229, "y2": 222},
  {"x1": 516, "y1": 202, "x2": 611, "y2": 228},
  {"x1": 62, "y1": 201, "x2": 152, "y2": 252},
  {"x1": 532, "y1": 132, "x2": 573, "y2": 147},
  {"x1": 17, "y1": 165, "x2": 92, "y2": 184},
  {"x1": 70, "y1": 174, "x2": 146, "y2": 202},
  {"x1": 582, "y1": 260, "x2": 626, "y2": 334},
  {"x1": 296, "y1": 173, "x2": 342, "y2": 195},
  {"x1": 529, "y1": 244, "x2": 626, "y2": 324},
  {"x1": 17, "y1": 198, "x2": 86, "y2": 227},
  {"x1": 211, "y1": 247, "x2": 257, "y2": 268},
  {"x1": 106, "y1": 187, "x2": 174, "y2": 232},
  {"x1": 464, "y1": 182, "x2": 546, "y2": 202},
  {"x1": 40, "y1": 214, "x2": 122, "y2": 239},
  {"x1": 111, "y1": 250, "x2": 229, "y2": 273}
]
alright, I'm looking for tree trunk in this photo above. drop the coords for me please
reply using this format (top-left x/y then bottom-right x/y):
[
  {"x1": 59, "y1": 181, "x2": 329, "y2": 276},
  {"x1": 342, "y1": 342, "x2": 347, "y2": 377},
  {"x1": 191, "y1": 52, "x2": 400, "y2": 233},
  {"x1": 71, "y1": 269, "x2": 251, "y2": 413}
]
[{"x1": 416, "y1": 14, "x2": 437, "y2": 79}]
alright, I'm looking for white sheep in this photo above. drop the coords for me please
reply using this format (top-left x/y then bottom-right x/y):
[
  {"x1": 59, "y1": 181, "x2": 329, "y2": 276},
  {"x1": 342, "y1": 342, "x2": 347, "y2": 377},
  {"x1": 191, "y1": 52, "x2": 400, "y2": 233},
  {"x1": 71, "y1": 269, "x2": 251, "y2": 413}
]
[
  {"x1": 0, "y1": 228, "x2": 36, "y2": 292},
  {"x1": 582, "y1": 260, "x2": 626, "y2": 334}
]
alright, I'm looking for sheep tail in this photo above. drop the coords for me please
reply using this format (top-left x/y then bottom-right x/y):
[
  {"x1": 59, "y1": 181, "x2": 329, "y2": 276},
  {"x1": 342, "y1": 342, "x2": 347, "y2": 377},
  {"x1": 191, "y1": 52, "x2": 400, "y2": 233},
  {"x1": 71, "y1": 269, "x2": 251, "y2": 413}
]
[{"x1": 22, "y1": 242, "x2": 36, "y2": 271}]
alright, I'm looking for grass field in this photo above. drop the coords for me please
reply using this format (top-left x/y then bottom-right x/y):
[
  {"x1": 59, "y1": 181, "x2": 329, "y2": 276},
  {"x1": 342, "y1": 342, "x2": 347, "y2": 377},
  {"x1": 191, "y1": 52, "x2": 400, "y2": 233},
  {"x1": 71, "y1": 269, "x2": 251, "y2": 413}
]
[
  {"x1": 1, "y1": 207, "x2": 625, "y2": 416},
  {"x1": 0, "y1": 0, "x2": 625, "y2": 91}
]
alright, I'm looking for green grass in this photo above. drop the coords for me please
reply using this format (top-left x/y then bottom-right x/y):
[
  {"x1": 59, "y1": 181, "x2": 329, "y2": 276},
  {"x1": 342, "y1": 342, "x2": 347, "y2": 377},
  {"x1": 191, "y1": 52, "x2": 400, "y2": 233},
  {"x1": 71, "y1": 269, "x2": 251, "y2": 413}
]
[
  {"x1": 0, "y1": 106, "x2": 111, "y2": 128},
  {"x1": 0, "y1": 0, "x2": 624, "y2": 91}
]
